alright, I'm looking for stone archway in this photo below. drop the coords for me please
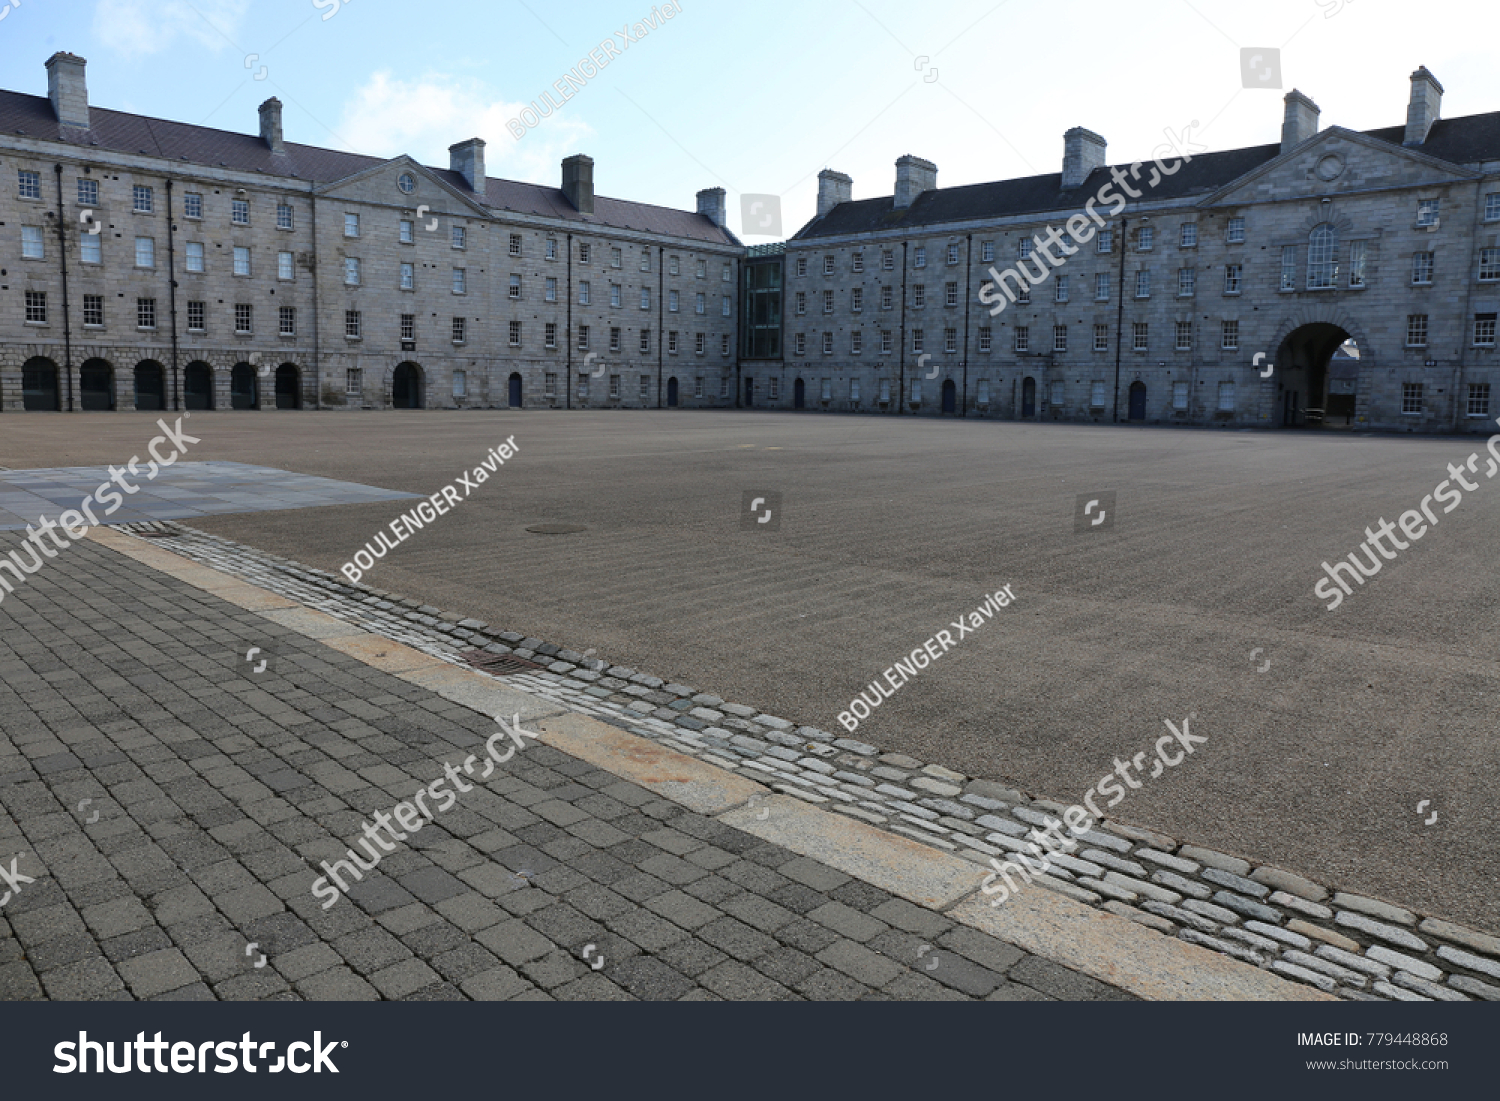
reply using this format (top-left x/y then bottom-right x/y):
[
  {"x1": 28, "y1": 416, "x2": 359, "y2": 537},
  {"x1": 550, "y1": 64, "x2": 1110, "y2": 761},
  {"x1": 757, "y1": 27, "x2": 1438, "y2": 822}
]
[
  {"x1": 1268, "y1": 306, "x2": 1373, "y2": 429},
  {"x1": 22, "y1": 357, "x2": 60, "y2": 411},
  {"x1": 393, "y1": 362, "x2": 424, "y2": 409},
  {"x1": 184, "y1": 362, "x2": 214, "y2": 410},
  {"x1": 275, "y1": 363, "x2": 302, "y2": 410}
]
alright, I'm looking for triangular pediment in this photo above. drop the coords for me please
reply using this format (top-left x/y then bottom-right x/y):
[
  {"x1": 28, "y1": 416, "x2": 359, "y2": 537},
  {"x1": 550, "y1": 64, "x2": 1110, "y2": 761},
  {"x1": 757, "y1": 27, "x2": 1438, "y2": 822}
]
[
  {"x1": 314, "y1": 155, "x2": 491, "y2": 218},
  {"x1": 1200, "y1": 126, "x2": 1479, "y2": 209}
]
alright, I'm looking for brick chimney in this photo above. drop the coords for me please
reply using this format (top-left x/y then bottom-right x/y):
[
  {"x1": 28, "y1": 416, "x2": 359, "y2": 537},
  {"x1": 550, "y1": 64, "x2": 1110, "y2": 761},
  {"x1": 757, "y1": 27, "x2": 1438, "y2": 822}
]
[
  {"x1": 449, "y1": 138, "x2": 486, "y2": 192},
  {"x1": 1061, "y1": 127, "x2": 1107, "y2": 190},
  {"x1": 1281, "y1": 90, "x2": 1320, "y2": 154},
  {"x1": 46, "y1": 52, "x2": 90, "y2": 130},
  {"x1": 258, "y1": 97, "x2": 285, "y2": 154},
  {"x1": 697, "y1": 187, "x2": 726, "y2": 228},
  {"x1": 562, "y1": 154, "x2": 594, "y2": 214},
  {"x1": 1405, "y1": 66, "x2": 1443, "y2": 147},
  {"x1": 894, "y1": 155, "x2": 936, "y2": 210},
  {"x1": 816, "y1": 170, "x2": 852, "y2": 217}
]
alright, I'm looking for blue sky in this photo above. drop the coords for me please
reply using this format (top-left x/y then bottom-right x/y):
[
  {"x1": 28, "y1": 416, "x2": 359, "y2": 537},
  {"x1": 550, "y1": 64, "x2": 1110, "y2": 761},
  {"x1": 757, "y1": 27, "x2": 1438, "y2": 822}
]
[{"x1": 4, "y1": 0, "x2": 1496, "y2": 238}]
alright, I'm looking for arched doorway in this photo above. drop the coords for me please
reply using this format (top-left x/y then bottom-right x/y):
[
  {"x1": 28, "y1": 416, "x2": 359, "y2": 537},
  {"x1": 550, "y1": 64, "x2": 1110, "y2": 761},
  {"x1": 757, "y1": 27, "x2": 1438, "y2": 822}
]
[
  {"x1": 134, "y1": 361, "x2": 165, "y2": 411},
  {"x1": 1275, "y1": 322, "x2": 1353, "y2": 428},
  {"x1": 794, "y1": 378, "x2": 805, "y2": 409},
  {"x1": 745, "y1": 377, "x2": 755, "y2": 407},
  {"x1": 80, "y1": 358, "x2": 115, "y2": 411},
  {"x1": 184, "y1": 362, "x2": 214, "y2": 410},
  {"x1": 275, "y1": 364, "x2": 301, "y2": 410},
  {"x1": 1128, "y1": 381, "x2": 1147, "y2": 421},
  {"x1": 231, "y1": 362, "x2": 259, "y2": 410},
  {"x1": 942, "y1": 379, "x2": 956, "y2": 414},
  {"x1": 21, "y1": 357, "x2": 59, "y2": 411},
  {"x1": 508, "y1": 372, "x2": 523, "y2": 408},
  {"x1": 667, "y1": 377, "x2": 679, "y2": 407},
  {"x1": 1021, "y1": 376, "x2": 1036, "y2": 417},
  {"x1": 393, "y1": 362, "x2": 424, "y2": 409}
]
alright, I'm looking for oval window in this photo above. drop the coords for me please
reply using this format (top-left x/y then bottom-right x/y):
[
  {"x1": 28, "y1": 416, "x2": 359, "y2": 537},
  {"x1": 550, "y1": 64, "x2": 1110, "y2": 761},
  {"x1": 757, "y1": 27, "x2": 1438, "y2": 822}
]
[{"x1": 397, "y1": 173, "x2": 416, "y2": 194}]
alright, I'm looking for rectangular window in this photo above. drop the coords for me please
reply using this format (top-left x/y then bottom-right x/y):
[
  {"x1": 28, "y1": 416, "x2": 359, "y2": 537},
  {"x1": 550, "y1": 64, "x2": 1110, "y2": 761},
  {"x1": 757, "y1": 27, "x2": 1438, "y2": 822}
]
[
  {"x1": 722, "y1": 334, "x2": 731, "y2": 357},
  {"x1": 912, "y1": 328, "x2": 925, "y2": 353},
  {"x1": 279, "y1": 251, "x2": 295, "y2": 281},
  {"x1": 1049, "y1": 380, "x2": 1064, "y2": 407},
  {"x1": 1468, "y1": 383, "x2": 1491, "y2": 416},
  {"x1": 723, "y1": 263, "x2": 732, "y2": 283},
  {"x1": 24, "y1": 290, "x2": 46, "y2": 323},
  {"x1": 187, "y1": 301, "x2": 204, "y2": 331},
  {"x1": 510, "y1": 234, "x2": 523, "y2": 257},
  {"x1": 1093, "y1": 324, "x2": 1108, "y2": 352},
  {"x1": 697, "y1": 292, "x2": 707, "y2": 315},
  {"x1": 1018, "y1": 238, "x2": 1033, "y2": 259},
  {"x1": 344, "y1": 213, "x2": 359, "y2": 237},
  {"x1": 82, "y1": 294, "x2": 103, "y2": 326},
  {"x1": 1095, "y1": 272, "x2": 1110, "y2": 300},
  {"x1": 18, "y1": 170, "x2": 41, "y2": 200},
  {"x1": 1015, "y1": 326, "x2": 1029, "y2": 353},
  {"x1": 1135, "y1": 270, "x2": 1151, "y2": 298},
  {"x1": 823, "y1": 254, "x2": 836, "y2": 276},
  {"x1": 1416, "y1": 199, "x2": 1440, "y2": 227},
  {"x1": 947, "y1": 244, "x2": 960, "y2": 265},
  {"x1": 509, "y1": 274, "x2": 522, "y2": 300},
  {"x1": 451, "y1": 225, "x2": 466, "y2": 250},
  {"x1": 669, "y1": 289, "x2": 680, "y2": 312},
  {"x1": 795, "y1": 290, "x2": 806, "y2": 316},
  {"x1": 640, "y1": 375, "x2": 649, "y2": 399},
  {"x1": 1225, "y1": 264, "x2": 1242, "y2": 294},
  {"x1": 947, "y1": 281, "x2": 960, "y2": 307},
  {"x1": 1222, "y1": 319, "x2": 1239, "y2": 350},
  {"x1": 454, "y1": 317, "x2": 467, "y2": 344},
  {"x1": 402, "y1": 314, "x2": 416, "y2": 341},
  {"x1": 910, "y1": 379, "x2": 922, "y2": 403},
  {"x1": 277, "y1": 203, "x2": 294, "y2": 230},
  {"x1": 279, "y1": 306, "x2": 295, "y2": 336},
  {"x1": 640, "y1": 287, "x2": 651, "y2": 310},
  {"x1": 881, "y1": 330, "x2": 893, "y2": 354},
  {"x1": 1402, "y1": 382, "x2": 1424, "y2": 414},
  {"x1": 1177, "y1": 268, "x2": 1195, "y2": 296},
  {"x1": 135, "y1": 237, "x2": 155, "y2": 268},
  {"x1": 1480, "y1": 248, "x2": 1500, "y2": 281},
  {"x1": 852, "y1": 251, "x2": 865, "y2": 273},
  {"x1": 133, "y1": 185, "x2": 153, "y2": 213},
  {"x1": 580, "y1": 244, "x2": 591, "y2": 266},
  {"x1": 1407, "y1": 314, "x2": 1428, "y2": 347},
  {"x1": 1308, "y1": 231, "x2": 1337, "y2": 289},
  {"x1": 344, "y1": 256, "x2": 359, "y2": 285},
  {"x1": 793, "y1": 333, "x2": 805, "y2": 356},
  {"x1": 400, "y1": 220, "x2": 414, "y2": 244},
  {"x1": 546, "y1": 323, "x2": 558, "y2": 349},
  {"x1": 184, "y1": 192, "x2": 203, "y2": 219},
  {"x1": 945, "y1": 327, "x2": 958, "y2": 354},
  {"x1": 344, "y1": 309, "x2": 360, "y2": 338},
  {"x1": 578, "y1": 324, "x2": 590, "y2": 350},
  {"x1": 698, "y1": 259, "x2": 708, "y2": 279},
  {"x1": 1053, "y1": 325, "x2": 1067, "y2": 353},
  {"x1": 668, "y1": 255, "x2": 678, "y2": 275},
  {"x1": 545, "y1": 373, "x2": 557, "y2": 398},
  {"x1": 1137, "y1": 226, "x2": 1154, "y2": 251},
  {"x1": 1173, "y1": 381, "x2": 1189, "y2": 410},
  {"x1": 21, "y1": 225, "x2": 44, "y2": 259},
  {"x1": 1017, "y1": 284, "x2": 1030, "y2": 305},
  {"x1": 1475, "y1": 313, "x2": 1497, "y2": 347},
  {"x1": 347, "y1": 368, "x2": 362, "y2": 395},
  {"x1": 1175, "y1": 321, "x2": 1193, "y2": 350},
  {"x1": 1226, "y1": 217, "x2": 1245, "y2": 243},
  {"x1": 1348, "y1": 241, "x2": 1366, "y2": 288},
  {"x1": 639, "y1": 328, "x2": 650, "y2": 353},
  {"x1": 610, "y1": 283, "x2": 622, "y2": 308},
  {"x1": 509, "y1": 319, "x2": 522, "y2": 347},
  {"x1": 978, "y1": 327, "x2": 992, "y2": 353},
  {"x1": 639, "y1": 249, "x2": 649, "y2": 272},
  {"x1": 795, "y1": 256, "x2": 808, "y2": 278},
  {"x1": 610, "y1": 374, "x2": 621, "y2": 399},
  {"x1": 611, "y1": 247, "x2": 622, "y2": 268},
  {"x1": 452, "y1": 267, "x2": 467, "y2": 294},
  {"x1": 401, "y1": 262, "x2": 414, "y2": 290},
  {"x1": 1180, "y1": 223, "x2": 1198, "y2": 248},
  {"x1": 1133, "y1": 322, "x2": 1149, "y2": 351},
  {"x1": 918, "y1": 246, "x2": 931, "y2": 268},
  {"x1": 851, "y1": 378, "x2": 863, "y2": 402},
  {"x1": 821, "y1": 290, "x2": 832, "y2": 314},
  {"x1": 881, "y1": 285, "x2": 893, "y2": 311},
  {"x1": 769, "y1": 378, "x2": 780, "y2": 401},
  {"x1": 1091, "y1": 381, "x2": 1107, "y2": 407},
  {"x1": 852, "y1": 330, "x2": 863, "y2": 354},
  {"x1": 580, "y1": 280, "x2": 591, "y2": 305},
  {"x1": 232, "y1": 246, "x2": 252, "y2": 276},
  {"x1": 882, "y1": 250, "x2": 894, "y2": 271},
  {"x1": 234, "y1": 303, "x2": 252, "y2": 333},
  {"x1": 1097, "y1": 228, "x2": 1113, "y2": 253},
  {"x1": 914, "y1": 285, "x2": 926, "y2": 308},
  {"x1": 723, "y1": 295, "x2": 732, "y2": 317},
  {"x1": 75, "y1": 177, "x2": 98, "y2": 206},
  {"x1": 232, "y1": 199, "x2": 249, "y2": 226},
  {"x1": 1486, "y1": 194, "x2": 1500, "y2": 222},
  {"x1": 610, "y1": 326, "x2": 621, "y2": 352},
  {"x1": 1281, "y1": 246, "x2": 1297, "y2": 291},
  {"x1": 1412, "y1": 251, "x2": 1434, "y2": 284},
  {"x1": 981, "y1": 241, "x2": 995, "y2": 263}
]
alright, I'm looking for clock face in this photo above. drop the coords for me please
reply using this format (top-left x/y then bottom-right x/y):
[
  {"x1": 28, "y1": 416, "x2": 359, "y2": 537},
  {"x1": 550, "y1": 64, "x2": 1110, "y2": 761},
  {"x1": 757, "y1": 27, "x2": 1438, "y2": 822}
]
[
  {"x1": 1314, "y1": 154, "x2": 1344, "y2": 182},
  {"x1": 397, "y1": 173, "x2": 416, "y2": 194}
]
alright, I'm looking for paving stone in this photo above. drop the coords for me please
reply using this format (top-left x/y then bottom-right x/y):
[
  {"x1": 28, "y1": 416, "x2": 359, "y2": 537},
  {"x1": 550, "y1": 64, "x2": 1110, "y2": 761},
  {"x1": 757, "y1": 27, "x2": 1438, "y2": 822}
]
[
  {"x1": 1391, "y1": 972, "x2": 1469, "y2": 1001},
  {"x1": 1200, "y1": 868, "x2": 1271, "y2": 899},
  {"x1": 1365, "y1": 946, "x2": 1442, "y2": 981},
  {"x1": 1269, "y1": 961, "x2": 1337, "y2": 993},
  {"x1": 1249, "y1": 866, "x2": 1328, "y2": 902},
  {"x1": 1287, "y1": 920, "x2": 1360, "y2": 953},
  {"x1": 1419, "y1": 918, "x2": 1500, "y2": 959},
  {"x1": 1135, "y1": 848, "x2": 1200, "y2": 875},
  {"x1": 1177, "y1": 846, "x2": 1251, "y2": 876},
  {"x1": 1270, "y1": 891, "x2": 1334, "y2": 920},
  {"x1": 1335, "y1": 911, "x2": 1428, "y2": 951},
  {"x1": 1332, "y1": 893, "x2": 1416, "y2": 927},
  {"x1": 910, "y1": 777, "x2": 962, "y2": 798},
  {"x1": 1100, "y1": 900, "x2": 1176, "y2": 935},
  {"x1": 1311, "y1": 945, "x2": 1391, "y2": 978},
  {"x1": 1435, "y1": 944, "x2": 1500, "y2": 981},
  {"x1": 296, "y1": 966, "x2": 380, "y2": 1001},
  {"x1": 1448, "y1": 974, "x2": 1500, "y2": 1000},
  {"x1": 1278, "y1": 950, "x2": 1368, "y2": 987},
  {"x1": 116, "y1": 948, "x2": 199, "y2": 998},
  {"x1": 1211, "y1": 891, "x2": 1281, "y2": 923},
  {"x1": 816, "y1": 940, "x2": 904, "y2": 987}
]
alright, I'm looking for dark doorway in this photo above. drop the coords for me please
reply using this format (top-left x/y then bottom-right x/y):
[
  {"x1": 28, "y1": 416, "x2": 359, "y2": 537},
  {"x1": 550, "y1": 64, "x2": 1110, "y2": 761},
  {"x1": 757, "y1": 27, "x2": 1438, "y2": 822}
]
[
  {"x1": 794, "y1": 378, "x2": 805, "y2": 409},
  {"x1": 231, "y1": 363, "x2": 258, "y2": 410},
  {"x1": 80, "y1": 359, "x2": 115, "y2": 411},
  {"x1": 745, "y1": 378, "x2": 754, "y2": 407},
  {"x1": 509, "y1": 373, "x2": 523, "y2": 408},
  {"x1": 1128, "y1": 381, "x2": 1147, "y2": 421},
  {"x1": 1021, "y1": 376, "x2": 1036, "y2": 417},
  {"x1": 184, "y1": 362, "x2": 213, "y2": 410},
  {"x1": 134, "y1": 361, "x2": 165, "y2": 411},
  {"x1": 22, "y1": 357, "x2": 60, "y2": 412},
  {"x1": 1275, "y1": 322, "x2": 1351, "y2": 428},
  {"x1": 667, "y1": 377, "x2": 679, "y2": 407},
  {"x1": 275, "y1": 364, "x2": 301, "y2": 410},
  {"x1": 942, "y1": 378, "x2": 956, "y2": 414},
  {"x1": 393, "y1": 362, "x2": 423, "y2": 409}
]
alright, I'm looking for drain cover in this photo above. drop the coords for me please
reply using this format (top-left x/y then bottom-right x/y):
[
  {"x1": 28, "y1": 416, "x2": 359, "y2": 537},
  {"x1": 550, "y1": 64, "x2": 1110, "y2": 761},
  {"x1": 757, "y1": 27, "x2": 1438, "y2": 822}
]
[
  {"x1": 459, "y1": 649, "x2": 547, "y2": 676},
  {"x1": 526, "y1": 524, "x2": 587, "y2": 535}
]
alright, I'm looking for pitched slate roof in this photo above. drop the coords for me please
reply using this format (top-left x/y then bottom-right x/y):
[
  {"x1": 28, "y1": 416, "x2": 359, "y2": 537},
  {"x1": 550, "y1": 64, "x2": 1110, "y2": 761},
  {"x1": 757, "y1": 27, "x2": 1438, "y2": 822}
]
[
  {"x1": 793, "y1": 111, "x2": 1500, "y2": 241},
  {"x1": 0, "y1": 89, "x2": 734, "y2": 245}
]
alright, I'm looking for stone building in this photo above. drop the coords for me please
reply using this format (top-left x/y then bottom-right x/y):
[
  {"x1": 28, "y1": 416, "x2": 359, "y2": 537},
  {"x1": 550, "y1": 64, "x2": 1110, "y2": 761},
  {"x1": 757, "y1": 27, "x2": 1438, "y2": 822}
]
[
  {"x1": 0, "y1": 52, "x2": 741, "y2": 414},
  {"x1": 751, "y1": 65, "x2": 1500, "y2": 434}
]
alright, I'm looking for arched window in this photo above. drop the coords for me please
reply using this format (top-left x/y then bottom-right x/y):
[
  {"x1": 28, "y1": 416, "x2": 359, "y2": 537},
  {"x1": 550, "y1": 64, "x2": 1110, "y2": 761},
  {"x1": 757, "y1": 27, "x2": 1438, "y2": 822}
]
[{"x1": 1307, "y1": 223, "x2": 1338, "y2": 289}]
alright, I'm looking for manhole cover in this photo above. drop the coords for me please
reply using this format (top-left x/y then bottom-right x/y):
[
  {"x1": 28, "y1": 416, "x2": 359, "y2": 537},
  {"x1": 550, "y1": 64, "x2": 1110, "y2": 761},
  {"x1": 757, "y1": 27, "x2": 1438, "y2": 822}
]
[
  {"x1": 526, "y1": 524, "x2": 587, "y2": 535},
  {"x1": 459, "y1": 649, "x2": 547, "y2": 676}
]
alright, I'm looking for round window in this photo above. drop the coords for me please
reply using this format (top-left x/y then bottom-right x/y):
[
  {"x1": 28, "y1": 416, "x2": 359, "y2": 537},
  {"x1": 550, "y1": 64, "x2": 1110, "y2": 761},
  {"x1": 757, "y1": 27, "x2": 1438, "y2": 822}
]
[
  {"x1": 1314, "y1": 155, "x2": 1344, "y2": 182},
  {"x1": 397, "y1": 173, "x2": 416, "y2": 194}
]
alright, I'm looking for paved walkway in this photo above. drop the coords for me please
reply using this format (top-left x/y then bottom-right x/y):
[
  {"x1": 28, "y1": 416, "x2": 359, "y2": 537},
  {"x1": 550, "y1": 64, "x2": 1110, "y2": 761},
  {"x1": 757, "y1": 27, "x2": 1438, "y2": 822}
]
[{"x1": 0, "y1": 533, "x2": 1146, "y2": 1001}]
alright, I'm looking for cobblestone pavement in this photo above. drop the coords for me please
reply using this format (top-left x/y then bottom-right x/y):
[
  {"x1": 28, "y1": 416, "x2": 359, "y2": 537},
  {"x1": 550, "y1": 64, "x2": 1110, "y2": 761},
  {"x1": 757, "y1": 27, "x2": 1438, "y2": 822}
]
[
  {"x1": 102, "y1": 521, "x2": 1500, "y2": 1004},
  {"x1": 0, "y1": 535, "x2": 1133, "y2": 1002}
]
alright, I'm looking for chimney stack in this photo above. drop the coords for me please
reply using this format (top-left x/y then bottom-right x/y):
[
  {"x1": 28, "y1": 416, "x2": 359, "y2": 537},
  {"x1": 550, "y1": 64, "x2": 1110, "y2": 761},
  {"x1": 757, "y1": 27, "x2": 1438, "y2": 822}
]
[
  {"x1": 894, "y1": 155, "x2": 936, "y2": 210},
  {"x1": 45, "y1": 52, "x2": 89, "y2": 131},
  {"x1": 1405, "y1": 66, "x2": 1443, "y2": 146},
  {"x1": 697, "y1": 187, "x2": 726, "y2": 228},
  {"x1": 449, "y1": 138, "x2": 486, "y2": 192},
  {"x1": 1281, "y1": 90, "x2": 1321, "y2": 154},
  {"x1": 259, "y1": 97, "x2": 285, "y2": 154},
  {"x1": 562, "y1": 154, "x2": 595, "y2": 215},
  {"x1": 816, "y1": 170, "x2": 852, "y2": 217},
  {"x1": 1061, "y1": 127, "x2": 1107, "y2": 190}
]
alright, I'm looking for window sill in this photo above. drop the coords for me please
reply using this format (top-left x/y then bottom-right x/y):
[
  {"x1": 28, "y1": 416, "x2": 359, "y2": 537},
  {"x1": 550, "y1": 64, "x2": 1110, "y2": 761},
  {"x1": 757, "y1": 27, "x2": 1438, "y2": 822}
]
[
  {"x1": 138, "y1": 327, "x2": 160, "y2": 333},
  {"x1": 187, "y1": 329, "x2": 206, "y2": 335},
  {"x1": 280, "y1": 333, "x2": 297, "y2": 340},
  {"x1": 234, "y1": 332, "x2": 254, "y2": 338},
  {"x1": 82, "y1": 324, "x2": 105, "y2": 331},
  {"x1": 344, "y1": 337, "x2": 362, "y2": 343},
  {"x1": 24, "y1": 321, "x2": 50, "y2": 327}
]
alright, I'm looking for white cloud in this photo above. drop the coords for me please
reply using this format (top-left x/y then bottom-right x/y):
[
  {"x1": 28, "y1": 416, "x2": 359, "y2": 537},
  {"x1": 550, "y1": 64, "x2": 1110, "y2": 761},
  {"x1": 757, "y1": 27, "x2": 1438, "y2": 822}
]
[
  {"x1": 335, "y1": 71, "x2": 593, "y2": 185},
  {"x1": 93, "y1": 0, "x2": 251, "y2": 58}
]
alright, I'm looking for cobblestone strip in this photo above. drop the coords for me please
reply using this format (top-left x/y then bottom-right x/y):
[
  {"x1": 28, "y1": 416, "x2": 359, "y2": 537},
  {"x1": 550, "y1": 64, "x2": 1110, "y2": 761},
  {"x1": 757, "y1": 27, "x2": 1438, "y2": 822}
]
[{"x1": 108, "y1": 520, "x2": 1500, "y2": 1003}]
